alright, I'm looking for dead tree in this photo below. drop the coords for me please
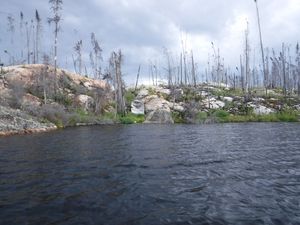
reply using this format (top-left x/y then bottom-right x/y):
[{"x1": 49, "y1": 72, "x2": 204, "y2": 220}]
[
  {"x1": 245, "y1": 21, "x2": 250, "y2": 94},
  {"x1": 281, "y1": 43, "x2": 287, "y2": 96},
  {"x1": 191, "y1": 50, "x2": 197, "y2": 87},
  {"x1": 25, "y1": 21, "x2": 31, "y2": 64},
  {"x1": 35, "y1": 10, "x2": 42, "y2": 64},
  {"x1": 48, "y1": 0, "x2": 63, "y2": 91},
  {"x1": 74, "y1": 40, "x2": 83, "y2": 75},
  {"x1": 254, "y1": 0, "x2": 267, "y2": 95},
  {"x1": 135, "y1": 65, "x2": 141, "y2": 91},
  {"x1": 296, "y1": 43, "x2": 300, "y2": 96},
  {"x1": 7, "y1": 15, "x2": 15, "y2": 45},
  {"x1": 164, "y1": 48, "x2": 173, "y2": 87},
  {"x1": 19, "y1": 12, "x2": 24, "y2": 60},
  {"x1": 110, "y1": 50, "x2": 125, "y2": 115},
  {"x1": 90, "y1": 32, "x2": 103, "y2": 79}
]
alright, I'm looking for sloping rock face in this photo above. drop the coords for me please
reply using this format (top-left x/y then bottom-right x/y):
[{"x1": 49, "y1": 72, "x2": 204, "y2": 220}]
[
  {"x1": 144, "y1": 109, "x2": 174, "y2": 124},
  {"x1": 131, "y1": 100, "x2": 145, "y2": 115},
  {"x1": 0, "y1": 105, "x2": 56, "y2": 136}
]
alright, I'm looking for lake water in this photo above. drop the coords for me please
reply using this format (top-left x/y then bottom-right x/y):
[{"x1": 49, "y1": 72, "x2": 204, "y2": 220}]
[{"x1": 0, "y1": 123, "x2": 300, "y2": 225}]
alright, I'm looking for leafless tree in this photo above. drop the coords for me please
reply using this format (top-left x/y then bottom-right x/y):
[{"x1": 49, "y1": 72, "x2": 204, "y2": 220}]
[
  {"x1": 244, "y1": 21, "x2": 250, "y2": 94},
  {"x1": 90, "y1": 32, "x2": 103, "y2": 79},
  {"x1": 74, "y1": 40, "x2": 83, "y2": 75},
  {"x1": 254, "y1": 0, "x2": 267, "y2": 95},
  {"x1": 135, "y1": 64, "x2": 141, "y2": 91},
  {"x1": 48, "y1": 0, "x2": 63, "y2": 90},
  {"x1": 7, "y1": 15, "x2": 15, "y2": 45},
  {"x1": 35, "y1": 10, "x2": 42, "y2": 64},
  {"x1": 109, "y1": 50, "x2": 125, "y2": 115}
]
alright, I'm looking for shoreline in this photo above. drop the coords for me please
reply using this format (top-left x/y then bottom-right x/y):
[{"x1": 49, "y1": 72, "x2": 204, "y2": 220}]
[{"x1": 1, "y1": 119, "x2": 299, "y2": 137}]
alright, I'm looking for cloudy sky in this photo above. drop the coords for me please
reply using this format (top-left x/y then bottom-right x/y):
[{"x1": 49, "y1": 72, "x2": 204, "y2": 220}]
[{"x1": 1, "y1": 0, "x2": 300, "y2": 85}]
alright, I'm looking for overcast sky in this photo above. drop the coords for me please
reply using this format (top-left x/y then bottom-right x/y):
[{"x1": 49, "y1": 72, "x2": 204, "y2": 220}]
[{"x1": 1, "y1": 0, "x2": 300, "y2": 85}]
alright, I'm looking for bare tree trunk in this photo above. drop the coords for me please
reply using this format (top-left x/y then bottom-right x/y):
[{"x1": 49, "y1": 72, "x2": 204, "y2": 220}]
[
  {"x1": 245, "y1": 21, "x2": 250, "y2": 95},
  {"x1": 254, "y1": 0, "x2": 267, "y2": 95},
  {"x1": 191, "y1": 50, "x2": 196, "y2": 87},
  {"x1": 281, "y1": 43, "x2": 287, "y2": 96},
  {"x1": 135, "y1": 65, "x2": 141, "y2": 91}
]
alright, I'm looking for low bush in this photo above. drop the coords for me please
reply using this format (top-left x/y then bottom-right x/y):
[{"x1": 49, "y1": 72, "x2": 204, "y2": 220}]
[{"x1": 119, "y1": 113, "x2": 145, "y2": 124}]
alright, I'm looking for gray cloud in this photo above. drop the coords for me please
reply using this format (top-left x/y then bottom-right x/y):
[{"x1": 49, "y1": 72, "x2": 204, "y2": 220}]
[{"x1": 1, "y1": 0, "x2": 299, "y2": 85}]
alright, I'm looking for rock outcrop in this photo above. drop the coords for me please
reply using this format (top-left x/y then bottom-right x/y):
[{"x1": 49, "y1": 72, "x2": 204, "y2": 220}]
[
  {"x1": 0, "y1": 64, "x2": 111, "y2": 135},
  {"x1": 144, "y1": 109, "x2": 174, "y2": 124},
  {"x1": 0, "y1": 105, "x2": 56, "y2": 136}
]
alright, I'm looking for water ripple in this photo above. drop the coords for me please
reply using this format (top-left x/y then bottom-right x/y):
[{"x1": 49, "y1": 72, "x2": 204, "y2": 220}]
[{"x1": 0, "y1": 123, "x2": 300, "y2": 225}]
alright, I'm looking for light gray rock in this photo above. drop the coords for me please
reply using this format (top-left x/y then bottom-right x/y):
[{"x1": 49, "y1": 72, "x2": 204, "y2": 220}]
[
  {"x1": 131, "y1": 100, "x2": 145, "y2": 115},
  {"x1": 136, "y1": 89, "x2": 149, "y2": 99},
  {"x1": 145, "y1": 97, "x2": 171, "y2": 113},
  {"x1": 252, "y1": 104, "x2": 275, "y2": 115},
  {"x1": 203, "y1": 98, "x2": 225, "y2": 109},
  {"x1": 74, "y1": 94, "x2": 95, "y2": 112},
  {"x1": 294, "y1": 104, "x2": 300, "y2": 110},
  {"x1": 0, "y1": 105, "x2": 56, "y2": 135},
  {"x1": 223, "y1": 96, "x2": 233, "y2": 102},
  {"x1": 155, "y1": 87, "x2": 171, "y2": 96},
  {"x1": 170, "y1": 102, "x2": 185, "y2": 112},
  {"x1": 144, "y1": 109, "x2": 174, "y2": 124}
]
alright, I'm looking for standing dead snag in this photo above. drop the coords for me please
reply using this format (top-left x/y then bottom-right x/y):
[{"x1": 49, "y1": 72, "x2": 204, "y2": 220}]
[
  {"x1": 135, "y1": 65, "x2": 141, "y2": 91},
  {"x1": 90, "y1": 33, "x2": 103, "y2": 79},
  {"x1": 254, "y1": 0, "x2": 267, "y2": 95},
  {"x1": 74, "y1": 40, "x2": 83, "y2": 75},
  {"x1": 48, "y1": 0, "x2": 63, "y2": 92},
  {"x1": 35, "y1": 10, "x2": 42, "y2": 64},
  {"x1": 110, "y1": 50, "x2": 125, "y2": 115}
]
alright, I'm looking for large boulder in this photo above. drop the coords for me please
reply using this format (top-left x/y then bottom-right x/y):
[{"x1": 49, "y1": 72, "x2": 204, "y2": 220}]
[
  {"x1": 74, "y1": 94, "x2": 95, "y2": 112},
  {"x1": 131, "y1": 100, "x2": 145, "y2": 115},
  {"x1": 144, "y1": 109, "x2": 174, "y2": 124}
]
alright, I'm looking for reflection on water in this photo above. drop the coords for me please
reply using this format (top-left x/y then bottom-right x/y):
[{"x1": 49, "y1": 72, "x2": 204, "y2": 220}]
[{"x1": 0, "y1": 123, "x2": 300, "y2": 225}]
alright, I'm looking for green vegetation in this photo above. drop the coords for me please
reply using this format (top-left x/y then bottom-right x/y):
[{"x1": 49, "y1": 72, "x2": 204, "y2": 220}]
[
  {"x1": 124, "y1": 90, "x2": 136, "y2": 105},
  {"x1": 119, "y1": 113, "x2": 145, "y2": 124},
  {"x1": 196, "y1": 112, "x2": 208, "y2": 123},
  {"x1": 212, "y1": 109, "x2": 299, "y2": 123},
  {"x1": 172, "y1": 112, "x2": 185, "y2": 123}
]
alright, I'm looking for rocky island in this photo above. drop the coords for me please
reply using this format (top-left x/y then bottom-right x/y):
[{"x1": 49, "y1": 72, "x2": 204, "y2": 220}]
[{"x1": 0, "y1": 64, "x2": 299, "y2": 136}]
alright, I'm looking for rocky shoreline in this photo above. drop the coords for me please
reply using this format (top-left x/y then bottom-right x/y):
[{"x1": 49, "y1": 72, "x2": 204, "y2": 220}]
[{"x1": 1, "y1": 64, "x2": 299, "y2": 136}]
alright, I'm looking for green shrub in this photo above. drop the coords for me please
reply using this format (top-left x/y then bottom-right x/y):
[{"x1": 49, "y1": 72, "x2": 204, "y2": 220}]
[
  {"x1": 119, "y1": 113, "x2": 145, "y2": 124},
  {"x1": 172, "y1": 112, "x2": 185, "y2": 123},
  {"x1": 214, "y1": 110, "x2": 229, "y2": 118},
  {"x1": 54, "y1": 92, "x2": 72, "y2": 106},
  {"x1": 196, "y1": 111, "x2": 208, "y2": 123},
  {"x1": 124, "y1": 90, "x2": 136, "y2": 105}
]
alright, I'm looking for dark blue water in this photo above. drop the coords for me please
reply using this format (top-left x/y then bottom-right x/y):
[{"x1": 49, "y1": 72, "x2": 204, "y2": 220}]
[{"x1": 0, "y1": 123, "x2": 300, "y2": 225}]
